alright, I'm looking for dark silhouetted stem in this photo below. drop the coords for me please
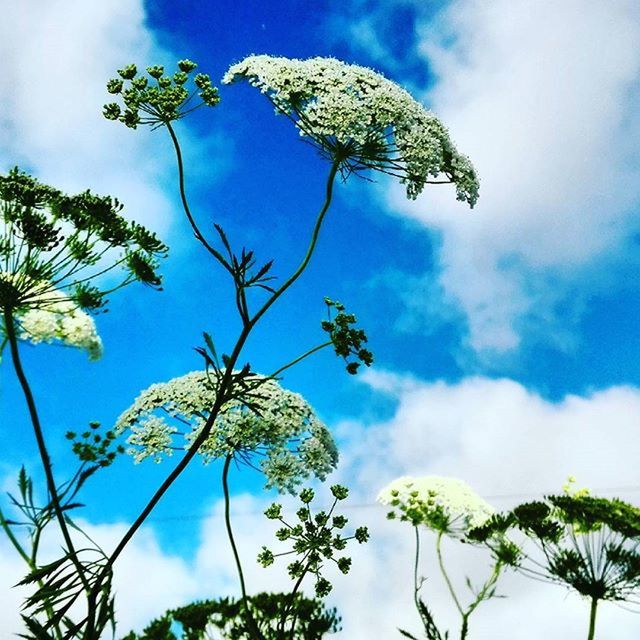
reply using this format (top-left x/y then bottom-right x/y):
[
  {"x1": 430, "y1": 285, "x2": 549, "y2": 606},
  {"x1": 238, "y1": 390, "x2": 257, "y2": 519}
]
[
  {"x1": 587, "y1": 597, "x2": 598, "y2": 640},
  {"x1": 3, "y1": 307, "x2": 90, "y2": 623},
  {"x1": 222, "y1": 455, "x2": 264, "y2": 640}
]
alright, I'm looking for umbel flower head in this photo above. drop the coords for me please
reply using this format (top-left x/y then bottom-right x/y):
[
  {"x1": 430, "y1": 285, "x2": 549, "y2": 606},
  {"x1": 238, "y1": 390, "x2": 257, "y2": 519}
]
[
  {"x1": 14, "y1": 285, "x2": 103, "y2": 360},
  {"x1": 222, "y1": 55, "x2": 479, "y2": 205},
  {"x1": 468, "y1": 491, "x2": 640, "y2": 604},
  {"x1": 0, "y1": 168, "x2": 167, "y2": 318},
  {"x1": 378, "y1": 475, "x2": 494, "y2": 536},
  {"x1": 115, "y1": 371, "x2": 338, "y2": 493}
]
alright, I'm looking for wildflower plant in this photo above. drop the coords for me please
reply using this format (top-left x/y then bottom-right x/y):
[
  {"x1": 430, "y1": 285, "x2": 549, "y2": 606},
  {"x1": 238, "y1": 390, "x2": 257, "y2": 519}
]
[
  {"x1": 0, "y1": 165, "x2": 166, "y2": 638},
  {"x1": 222, "y1": 55, "x2": 479, "y2": 204},
  {"x1": 0, "y1": 47, "x2": 478, "y2": 640},
  {"x1": 115, "y1": 370, "x2": 338, "y2": 493},
  {"x1": 378, "y1": 476, "x2": 503, "y2": 640},
  {"x1": 0, "y1": 422, "x2": 125, "y2": 638},
  {"x1": 258, "y1": 485, "x2": 369, "y2": 636},
  {"x1": 468, "y1": 485, "x2": 640, "y2": 640}
]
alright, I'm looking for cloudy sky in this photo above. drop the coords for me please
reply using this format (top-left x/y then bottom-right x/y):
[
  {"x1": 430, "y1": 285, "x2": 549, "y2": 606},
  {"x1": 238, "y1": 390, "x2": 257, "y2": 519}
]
[{"x1": 2, "y1": 0, "x2": 640, "y2": 638}]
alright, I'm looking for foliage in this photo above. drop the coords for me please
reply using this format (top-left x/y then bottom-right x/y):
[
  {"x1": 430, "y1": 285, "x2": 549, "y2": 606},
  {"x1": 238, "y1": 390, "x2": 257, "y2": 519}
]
[
  {"x1": 0, "y1": 424, "x2": 124, "y2": 639},
  {"x1": 1, "y1": 48, "x2": 479, "y2": 640},
  {"x1": 0, "y1": 168, "x2": 166, "y2": 316},
  {"x1": 468, "y1": 489, "x2": 640, "y2": 639},
  {"x1": 121, "y1": 592, "x2": 341, "y2": 640}
]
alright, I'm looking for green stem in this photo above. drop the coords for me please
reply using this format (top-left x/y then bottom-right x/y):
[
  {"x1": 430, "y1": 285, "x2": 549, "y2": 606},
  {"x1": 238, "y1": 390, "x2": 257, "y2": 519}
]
[
  {"x1": 0, "y1": 509, "x2": 62, "y2": 640},
  {"x1": 436, "y1": 531, "x2": 464, "y2": 615},
  {"x1": 0, "y1": 506, "x2": 31, "y2": 564},
  {"x1": 3, "y1": 307, "x2": 91, "y2": 599},
  {"x1": 166, "y1": 122, "x2": 234, "y2": 274},
  {"x1": 222, "y1": 455, "x2": 264, "y2": 640},
  {"x1": 85, "y1": 143, "x2": 340, "y2": 636},
  {"x1": 460, "y1": 615, "x2": 469, "y2": 640},
  {"x1": 587, "y1": 597, "x2": 598, "y2": 640},
  {"x1": 269, "y1": 341, "x2": 332, "y2": 379},
  {"x1": 413, "y1": 526, "x2": 423, "y2": 614}
]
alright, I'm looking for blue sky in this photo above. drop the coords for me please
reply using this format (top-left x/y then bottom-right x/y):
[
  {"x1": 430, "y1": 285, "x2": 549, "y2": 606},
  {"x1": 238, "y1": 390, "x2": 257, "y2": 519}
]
[{"x1": 2, "y1": 1, "x2": 640, "y2": 638}]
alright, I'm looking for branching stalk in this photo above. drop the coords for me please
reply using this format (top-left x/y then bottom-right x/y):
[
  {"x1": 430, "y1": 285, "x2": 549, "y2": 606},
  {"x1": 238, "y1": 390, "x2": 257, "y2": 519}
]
[
  {"x1": 3, "y1": 306, "x2": 91, "y2": 598},
  {"x1": 85, "y1": 138, "x2": 341, "y2": 637}
]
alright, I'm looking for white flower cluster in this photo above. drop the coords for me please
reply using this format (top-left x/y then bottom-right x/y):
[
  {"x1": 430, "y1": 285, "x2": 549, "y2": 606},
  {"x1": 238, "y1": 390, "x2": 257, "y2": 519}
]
[
  {"x1": 0, "y1": 275, "x2": 103, "y2": 360},
  {"x1": 378, "y1": 475, "x2": 494, "y2": 535},
  {"x1": 223, "y1": 55, "x2": 479, "y2": 205},
  {"x1": 116, "y1": 371, "x2": 338, "y2": 493}
]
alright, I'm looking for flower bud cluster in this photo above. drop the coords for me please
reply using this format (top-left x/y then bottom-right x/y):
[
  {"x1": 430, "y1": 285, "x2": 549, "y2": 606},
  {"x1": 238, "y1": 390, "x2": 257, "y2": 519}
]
[
  {"x1": 258, "y1": 485, "x2": 369, "y2": 597},
  {"x1": 0, "y1": 168, "x2": 167, "y2": 316},
  {"x1": 321, "y1": 298, "x2": 373, "y2": 375},
  {"x1": 378, "y1": 475, "x2": 494, "y2": 537},
  {"x1": 104, "y1": 59, "x2": 220, "y2": 129}
]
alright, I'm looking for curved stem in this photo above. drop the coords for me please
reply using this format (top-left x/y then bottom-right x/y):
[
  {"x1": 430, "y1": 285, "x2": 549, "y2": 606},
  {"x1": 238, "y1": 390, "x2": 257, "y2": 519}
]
[
  {"x1": 222, "y1": 455, "x2": 264, "y2": 640},
  {"x1": 248, "y1": 159, "x2": 341, "y2": 330},
  {"x1": 436, "y1": 531, "x2": 464, "y2": 616},
  {"x1": 166, "y1": 123, "x2": 233, "y2": 274},
  {"x1": 587, "y1": 597, "x2": 598, "y2": 640},
  {"x1": 3, "y1": 307, "x2": 90, "y2": 598},
  {"x1": 0, "y1": 506, "x2": 30, "y2": 565},
  {"x1": 87, "y1": 150, "x2": 340, "y2": 633}
]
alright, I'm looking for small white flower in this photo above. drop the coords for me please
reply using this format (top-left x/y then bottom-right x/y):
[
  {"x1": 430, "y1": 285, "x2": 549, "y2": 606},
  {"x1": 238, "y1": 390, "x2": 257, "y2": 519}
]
[
  {"x1": 1, "y1": 278, "x2": 103, "y2": 360},
  {"x1": 116, "y1": 371, "x2": 338, "y2": 493},
  {"x1": 378, "y1": 475, "x2": 494, "y2": 535},
  {"x1": 223, "y1": 55, "x2": 479, "y2": 205}
]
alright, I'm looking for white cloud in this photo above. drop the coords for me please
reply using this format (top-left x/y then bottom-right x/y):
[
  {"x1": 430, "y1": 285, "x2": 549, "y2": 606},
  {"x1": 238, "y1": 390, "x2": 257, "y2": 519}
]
[
  {"x1": 0, "y1": 0, "x2": 196, "y2": 237},
  {"x1": 354, "y1": 0, "x2": 640, "y2": 356},
  {"x1": 5, "y1": 373, "x2": 640, "y2": 638}
]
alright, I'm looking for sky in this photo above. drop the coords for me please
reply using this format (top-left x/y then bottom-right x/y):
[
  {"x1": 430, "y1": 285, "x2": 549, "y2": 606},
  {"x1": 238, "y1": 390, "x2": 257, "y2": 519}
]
[{"x1": 2, "y1": 0, "x2": 640, "y2": 638}]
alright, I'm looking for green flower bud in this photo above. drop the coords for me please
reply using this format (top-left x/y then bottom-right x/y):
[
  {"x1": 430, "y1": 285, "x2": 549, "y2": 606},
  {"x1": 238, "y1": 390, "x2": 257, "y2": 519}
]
[
  {"x1": 330, "y1": 485, "x2": 349, "y2": 500},
  {"x1": 194, "y1": 73, "x2": 211, "y2": 89},
  {"x1": 177, "y1": 59, "x2": 198, "y2": 73},
  {"x1": 147, "y1": 65, "x2": 164, "y2": 79},
  {"x1": 102, "y1": 103, "x2": 121, "y2": 120},
  {"x1": 131, "y1": 76, "x2": 148, "y2": 90},
  {"x1": 117, "y1": 64, "x2": 137, "y2": 80},
  {"x1": 173, "y1": 71, "x2": 188, "y2": 85},
  {"x1": 106, "y1": 79, "x2": 124, "y2": 94}
]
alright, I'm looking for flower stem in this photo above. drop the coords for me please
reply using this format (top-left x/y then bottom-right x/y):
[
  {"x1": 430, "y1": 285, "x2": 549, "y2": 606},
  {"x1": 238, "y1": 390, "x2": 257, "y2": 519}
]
[
  {"x1": 436, "y1": 531, "x2": 464, "y2": 615},
  {"x1": 269, "y1": 341, "x2": 332, "y2": 379},
  {"x1": 86, "y1": 141, "x2": 340, "y2": 637},
  {"x1": 222, "y1": 455, "x2": 264, "y2": 640},
  {"x1": 3, "y1": 307, "x2": 91, "y2": 623},
  {"x1": 587, "y1": 597, "x2": 598, "y2": 640},
  {"x1": 413, "y1": 526, "x2": 423, "y2": 614},
  {"x1": 166, "y1": 122, "x2": 233, "y2": 274}
]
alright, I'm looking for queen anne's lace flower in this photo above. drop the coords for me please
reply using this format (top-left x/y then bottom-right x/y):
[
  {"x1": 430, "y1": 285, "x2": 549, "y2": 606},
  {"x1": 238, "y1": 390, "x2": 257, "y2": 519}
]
[
  {"x1": 378, "y1": 475, "x2": 494, "y2": 536},
  {"x1": 116, "y1": 371, "x2": 338, "y2": 493},
  {"x1": 1, "y1": 276, "x2": 103, "y2": 360},
  {"x1": 223, "y1": 55, "x2": 479, "y2": 205}
]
